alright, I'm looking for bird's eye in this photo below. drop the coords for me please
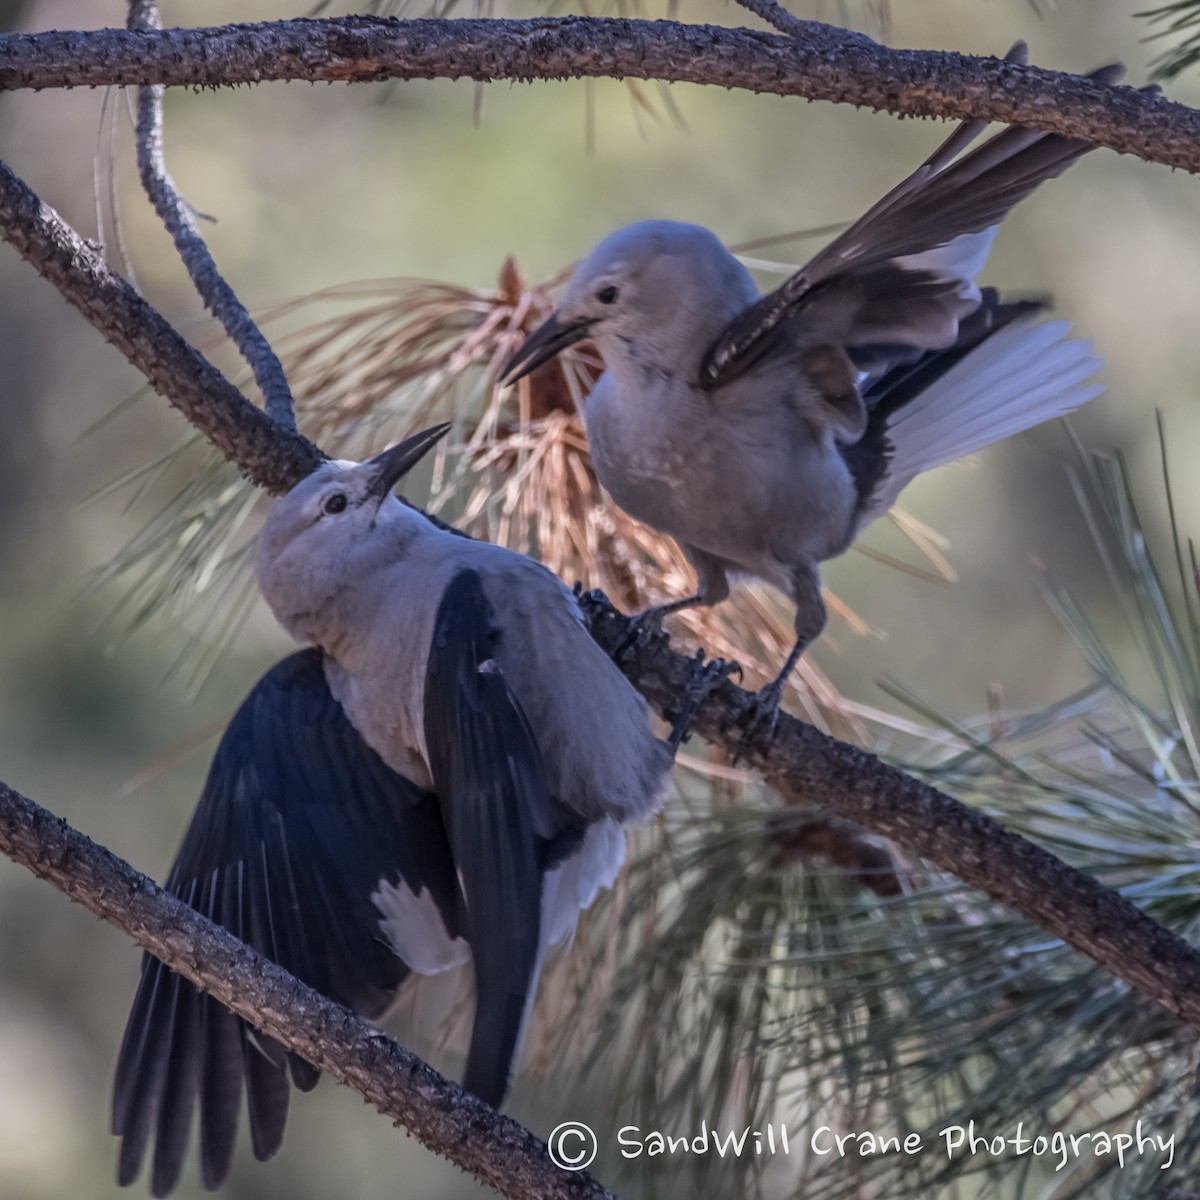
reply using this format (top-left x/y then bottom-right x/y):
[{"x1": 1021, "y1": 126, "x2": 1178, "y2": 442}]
[
  {"x1": 596, "y1": 285, "x2": 619, "y2": 305},
  {"x1": 323, "y1": 493, "x2": 348, "y2": 515}
]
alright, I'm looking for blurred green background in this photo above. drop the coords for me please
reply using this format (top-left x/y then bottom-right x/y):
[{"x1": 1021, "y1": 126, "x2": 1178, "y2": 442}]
[{"x1": 2, "y1": 1, "x2": 1199, "y2": 1198}]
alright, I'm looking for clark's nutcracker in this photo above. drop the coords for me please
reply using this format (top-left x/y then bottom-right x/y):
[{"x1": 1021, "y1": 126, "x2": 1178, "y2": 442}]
[
  {"x1": 505, "y1": 49, "x2": 1119, "y2": 728},
  {"x1": 112, "y1": 425, "x2": 675, "y2": 1196}
]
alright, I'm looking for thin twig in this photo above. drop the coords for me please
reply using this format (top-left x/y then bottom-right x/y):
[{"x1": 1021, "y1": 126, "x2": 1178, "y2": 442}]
[
  {"x1": 3, "y1": 29, "x2": 1200, "y2": 1193},
  {"x1": 0, "y1": 778, "x2": 613, "y2": 1200},
  {"x1": 4, "y1": 148, "x2": 1200, "y2": 1040},
  {"x1": 732, "y1": 0, "x2": 821, "y2": 39},
  {"x1": 0, "y1": 18, "x2": 1191, "y2": 172},
  {"x1": 0, "y1": 156, "x2": 321, "y2": 493},
  {"x1": 126, "y1": 1, "x2": 296, "y2": 430}
]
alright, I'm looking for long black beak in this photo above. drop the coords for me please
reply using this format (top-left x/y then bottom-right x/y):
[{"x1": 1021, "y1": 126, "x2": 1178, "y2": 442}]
[
  {"x1": 501, "y1": 313, "x2": 596, "y2": 385},
  {"x1": 366, "y1": 422, "x2": 452, "y2": 504}
]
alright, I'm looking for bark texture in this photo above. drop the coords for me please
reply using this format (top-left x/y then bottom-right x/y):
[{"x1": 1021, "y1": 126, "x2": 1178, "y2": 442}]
[
  {"x1": 579, "y1": 592, "x2": 1200, "y2": 1028},
  {"x1": 0, "y1": 778, "x2": 613, "y2": 1200},
  {"x1": 0, "y1": 157, "x2": 322, "y2": 493},
  {"x1": 127, "y1": 1, "x2": 298, "y2": 431},
  {"x1": 0, "y1": 18, "x2": 1193, "y2": 171},
  {"x1": 2, "y1": 13, "x2": 1199, "y2": 1199}
]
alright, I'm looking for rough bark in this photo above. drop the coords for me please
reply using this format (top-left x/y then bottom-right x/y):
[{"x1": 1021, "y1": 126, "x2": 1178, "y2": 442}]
[
  {"x1": 0, "y1": 778, "x2": 613, "y2": 1200},
  {"x1": 3, "y1": 70, "x2": 1199, "y2": 1050},
  {"x1": 0, "y1": 157, "x2": 322, "y2": 494},
  {"x1": 0, "y1": 18, "x2": 1194, "y2": 172},
  {"x1": 2, "y1": 13, "x2": 1199, "y2": 1198},
  {"x1": 579, "y1": 593, "x2": 1200, "y2": 1027}
]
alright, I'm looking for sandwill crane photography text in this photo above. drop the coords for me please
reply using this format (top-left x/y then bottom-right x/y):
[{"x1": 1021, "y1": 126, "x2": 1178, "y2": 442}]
[{"x1": 546, "y1": 1120, "x2": 1176, "y2": 1173}]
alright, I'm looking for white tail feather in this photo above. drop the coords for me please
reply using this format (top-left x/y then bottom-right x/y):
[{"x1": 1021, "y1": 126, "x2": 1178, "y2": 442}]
[
  {"x1": 894, "y1": 226, "x2": 997, "y2": 290},
  {"x1": 861, "y1": 319, "x2": 1103, "y2": 523},
  {"x1": 540, "y1": 818, "x2": 626, "y2": 952}
]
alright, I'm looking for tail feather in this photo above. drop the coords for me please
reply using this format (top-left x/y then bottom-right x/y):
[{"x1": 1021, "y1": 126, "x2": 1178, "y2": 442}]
[{"x1": 859, "y1": 319, "x2": 1102, "y2": 523}]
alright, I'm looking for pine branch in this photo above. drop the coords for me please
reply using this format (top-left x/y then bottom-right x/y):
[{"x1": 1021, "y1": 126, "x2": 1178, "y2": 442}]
[
  {"x1": 0, "y1": 17, "x2": 1194, "y2": 172},
  {"x1": 2, "y1": 19, "x2": 1199, "y2": 1195},
  {"x1": 7, "y1": 84, "x2": 1200, "y2": 1051},
  {"x1": 0, "y1": 156, "x2": 321, "y2": 494},
  {"x1": 731, "y1": 0, "x2": 819, "y2": 39},
  {"x1": 578, "y1": 592, "x2": 1200, "y2": 1029},
  {"x1": 3, "y1": 144, "x2": 1200, "y2": 1075},
  {"x1": 0, "y1": 778, "x2": 612, "y2": 1200}
]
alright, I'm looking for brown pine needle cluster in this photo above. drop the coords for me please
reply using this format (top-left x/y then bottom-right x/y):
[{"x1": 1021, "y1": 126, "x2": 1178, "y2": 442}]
[{"x1": 248, "y1": 252, "x2": 952, "y2": 743}]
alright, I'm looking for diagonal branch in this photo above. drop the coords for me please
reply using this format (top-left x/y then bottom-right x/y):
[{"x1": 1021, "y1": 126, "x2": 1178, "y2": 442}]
[
  {"x1": 0, "y1": 778, "x2": 612, "y2": 1200},
  {"x1": 0, "y1": 156, "x2": 321, "y2": 493},
  {"x1": 3, "y1": 146, "x2": 1200, "y2": 1050},
  {"x1": 3, "y1": 35, "x2": 1200, "y2": 1191},
  {"x1": 0, "y1": 18, "x2": 1194, "y2": 172},
  {"x1": 731, "y1": 0, "x2": 821, "y2": 39},
  {"x1": 126, "y1": 0, "x2": 297, "y2": 430},
  {"x1": 578, "y1": 593, "x2": 1200, "y2": 1028}
]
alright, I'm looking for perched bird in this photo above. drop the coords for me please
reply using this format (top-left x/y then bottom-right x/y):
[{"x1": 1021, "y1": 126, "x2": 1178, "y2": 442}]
[
  {"x1": 505, "y1": 46, "x2": 1119, "y2": 731},
  {"x1": 112, "y1": 424, "x2": 675, "y2": 1196}
]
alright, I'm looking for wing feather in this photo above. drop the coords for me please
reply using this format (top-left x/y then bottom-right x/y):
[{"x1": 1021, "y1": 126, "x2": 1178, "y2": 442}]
[
  {"x1": 702, "y1": 57, "x2": 1133, "y2": 389},
  {"x1": 112, "y1": 648, "x2": 456, "y2": 1193},
  {"x1": 422, "y1": 569, "x2": 584, "y2": 1108}
]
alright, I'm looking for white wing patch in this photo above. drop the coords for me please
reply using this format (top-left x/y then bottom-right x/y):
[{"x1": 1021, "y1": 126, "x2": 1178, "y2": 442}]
[
  {"x1": 505, "y1": 818, "x2": 629, "y2": 1076},
  {"x1": 373, "y1": 879, "x2": 471, "y2": 974}
]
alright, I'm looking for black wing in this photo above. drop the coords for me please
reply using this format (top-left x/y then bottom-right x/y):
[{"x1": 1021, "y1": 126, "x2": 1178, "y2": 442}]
[
  {"x1": 112, "y1": 648, "x2": 459, "y2": 1197},
  {"x1": 841, "y1": 288, "x2": 1042, "y2": 513},
  {"x1": 701, "y1": 53, "x2": 1133, "y2": 389},
  {"x1": 422, "y1": 569, "x2": 584, "y2": 1109}
]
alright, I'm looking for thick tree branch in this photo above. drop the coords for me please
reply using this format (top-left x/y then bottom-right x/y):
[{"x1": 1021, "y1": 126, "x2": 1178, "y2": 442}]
[
  {"x1": 579, "y1": 594, "x2": 1200, "y2": 1027},
  {"x1": 3, "y1": 147, "x2": 1200, "y2": 1049},
  {"x1": 0, "y1": 778, "x2": 612, "y2": 1200},
  {"x1": 0, "y1": 18, "x2": 1194, "y2": 172},
  {"x1": 0, "y1": 157, "x2": 321, "y2": 493},
  {"x1": 127, "y1": 0, "x2": 297, "y2": 431},
  {"x1": 3, "y1": 28, "x2": 1200, "y2": 1193}
]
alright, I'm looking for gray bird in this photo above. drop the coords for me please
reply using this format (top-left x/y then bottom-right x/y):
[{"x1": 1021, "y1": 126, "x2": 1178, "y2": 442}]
[
  {"x1": 505, "y1": 49, "x2": 1118, "y2": 729},
  {"x1": 111, "y1": 424, "x2": 674, "y2": 1196}
]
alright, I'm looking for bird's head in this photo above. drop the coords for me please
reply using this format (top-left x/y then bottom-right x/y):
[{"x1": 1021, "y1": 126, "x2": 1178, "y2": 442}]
[
  {"x1": 254, "y1": 424, "x2": 450, "y2": 643},
  {"x1": 503, "y1": 220, "x2": 756, "y2": 387}
]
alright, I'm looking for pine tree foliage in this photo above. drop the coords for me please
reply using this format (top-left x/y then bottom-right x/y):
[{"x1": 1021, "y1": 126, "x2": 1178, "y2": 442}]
[
  {"x1": 549, "y1": 423, "x2": 1200, "y2": 1200},
  {"x1": 1139, "y1": 0, "x2": 1200, "y2": 80}
]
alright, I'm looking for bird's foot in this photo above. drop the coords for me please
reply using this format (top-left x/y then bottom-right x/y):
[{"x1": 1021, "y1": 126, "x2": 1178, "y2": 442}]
[
  {"x1": 612, "y1": 591, "x2": 708, "y2": 663},
  {"x1": 733, "y1": 676, "x2": 789, "y2": 764},
  {"x1": 667, "y1": 652, "x2": 741, "y2": 753},
  {"x1": 612, "y1": 604, "x2": 673, "y2": 663}
]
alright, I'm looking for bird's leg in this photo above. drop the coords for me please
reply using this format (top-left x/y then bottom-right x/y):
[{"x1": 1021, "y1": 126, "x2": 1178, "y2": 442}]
[
  {"x1": 737, "y1": 560, "x2": 827, "y2": 757},
  {"x1": 639, "y1": 591, "x2": 710, "y2": 623},
  {"x1": 666, "y1": 651, "x2": 741, "y2": 753},
  {"x1": 612, "y1": 594, "x2": 703, "y2": 661},
  {"x1": 614, "y1": 550, "x2": 730, "y2": 662}
]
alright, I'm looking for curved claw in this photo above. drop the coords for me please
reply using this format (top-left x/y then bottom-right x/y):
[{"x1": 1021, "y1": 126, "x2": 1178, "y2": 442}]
[
  {"x1": 612, "y1": 591, "x2": 710, "y2": 663},
  {"x1": 733, "y1": 677, "x2": 788, "y2": 764},
  {"x1": 612, "y1": 606, "x2": 668, "y2": 663},
  {"x1": 668, "y1": 652, "x2": 741, "y2": 753}
]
